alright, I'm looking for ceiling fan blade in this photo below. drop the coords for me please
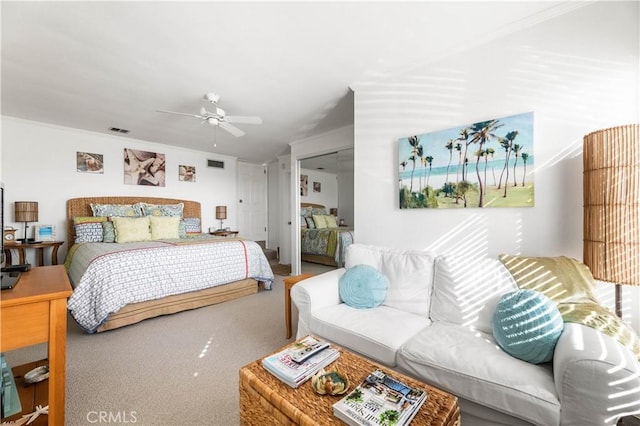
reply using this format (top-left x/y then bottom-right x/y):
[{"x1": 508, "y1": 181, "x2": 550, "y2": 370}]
[
  {"x1": 157, "y1": 110, "x2": 204, "y2": 119},
  {"x1": 225, "y1": 115, "x2": 263, "y2": 125},
  {"x1": 219, "y1": 121, "x2": 246, "y2": 137}
]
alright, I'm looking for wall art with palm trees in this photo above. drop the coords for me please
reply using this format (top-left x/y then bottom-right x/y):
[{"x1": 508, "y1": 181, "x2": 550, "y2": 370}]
[{"x1": 399, "y1": 111, "x2": 534, "y2": 209}]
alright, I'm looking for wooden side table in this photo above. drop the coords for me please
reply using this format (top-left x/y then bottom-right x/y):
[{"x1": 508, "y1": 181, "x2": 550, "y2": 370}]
[
  {"x1": 4, "y1": 241, "x2": 64, "y2": 266},
  {"x1": 209, "y1": 230, "x2": 239, "y2": 237},
  {"x1": 0, "y1": 265, "x2": 73, "y2": 425},
  {"x1": 284, "y1": 273, "x2": 314, "y2": 339}
]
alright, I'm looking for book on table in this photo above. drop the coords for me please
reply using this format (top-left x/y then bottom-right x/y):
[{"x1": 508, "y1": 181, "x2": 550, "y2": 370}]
[
  {"x1": 333, "y1": 369, "x2": 427, "y2": 426},
  {"x1": 261, "y1": 336, "x2": 339, "y2": 388}
]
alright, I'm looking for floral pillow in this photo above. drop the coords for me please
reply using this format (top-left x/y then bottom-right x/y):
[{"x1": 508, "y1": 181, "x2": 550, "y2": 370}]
[
  {"x1": 138, "y1": 202, "x2": 184, "y2": 217},
  {"x1": 102, "y1": 221, "x2": 116, "y2": 243},
  {"x1": 91, "y1": 203, "x2": 142, "y2": 218},
  {"x1": 305, "y1": 216, "x2": 316, "y2": 229}
]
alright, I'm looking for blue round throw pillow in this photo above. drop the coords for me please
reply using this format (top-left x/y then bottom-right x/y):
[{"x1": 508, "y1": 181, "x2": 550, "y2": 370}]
[
  {"x1": 492, "y1": 289, "x2": 564, "y2": 364},
  {"x1": 339, "y1": 264, "x2": 389, "y2": 309}
]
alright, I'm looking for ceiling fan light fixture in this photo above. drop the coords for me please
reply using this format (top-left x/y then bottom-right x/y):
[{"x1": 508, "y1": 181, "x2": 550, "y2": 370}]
[
  {"x1": 203, "y1": 93, "x2": 220, "y2": 104},
  {"x1": 216, "y1": 107, "x2": 225, "y2": 119},
  {"x1": 207, "y1": 117, "x2": 219, "y2": 126}
]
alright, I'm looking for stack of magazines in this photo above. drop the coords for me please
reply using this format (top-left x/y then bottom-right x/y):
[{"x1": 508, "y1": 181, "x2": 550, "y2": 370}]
[
  {"x1": 262, "y1": 336, "x2": 340, "y2": 388},
  {"x1": 333, "y1": 369, "x2": 427, "y2": 426}
]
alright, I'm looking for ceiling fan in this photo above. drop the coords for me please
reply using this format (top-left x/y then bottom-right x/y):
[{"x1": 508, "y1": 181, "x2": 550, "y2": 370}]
[{"x1": 157, "y1": 93, "x2": 262, "y2": 137}]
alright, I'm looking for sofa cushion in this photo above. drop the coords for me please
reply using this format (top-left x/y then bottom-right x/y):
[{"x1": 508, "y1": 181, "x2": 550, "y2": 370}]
[
  {"x1": 345, "y1": 244, "x2": 434, "y2": 317},
  {"x1": 339, "y1": 264, "x2": 388, "y2": 309},
  {"x1": 493, "y1": 289, "x2": 564, "y2": 364},
  {"x1": 309, "y1": 303, "x2": 430, "y2": 366},
  {"x1": 431, "y1": 255, "x2": 517, "y2": 334},
  {"x1": 397, "y1": 322, "x2": 560, "y2": 426}
]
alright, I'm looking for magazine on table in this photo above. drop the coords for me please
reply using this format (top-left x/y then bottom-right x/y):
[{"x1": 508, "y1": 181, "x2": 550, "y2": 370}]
[
  {"x1": 333, "y1": 369, "x2": 427, "y2": 426},
  {"x1": 262, "y1": 336, "x2": 339, "y2": 388}
]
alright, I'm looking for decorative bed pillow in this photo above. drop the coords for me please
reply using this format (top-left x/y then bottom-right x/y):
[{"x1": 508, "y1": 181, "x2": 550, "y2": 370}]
[
  {"x1": 73, "y1": 216, "x2": 108, "y2": 243},
  {"x1": 90, "y1": 203, "x2": 142, "y2": 217},
  {"x1": 300, "y1": 215, "x2": 308, "y2": 229},
  {"x1": 111, "y1": 216, "x2": 152, "y2": 243},
  {"x1": 183, "y1": 217, "x2": 201, "y2": 234},
  {"x1": 324, "y1": 215, "x2": 338, "y2": 228},
  {"x1": 311, "y1": 207, "x2": 327, "y2": 216},
  {"x1": 138, "y1": 202, "x2": 184, "y2": 217},
  {"x1": 492, "y1": 289, "x2": 564, "y2": 364},
  {"x1": 150, "y1": 216, "x2": 180, "y2": 239},
  {"x1": 305, "y1": 216, "x2": 316, "y2": 229},
  {"x1": 300, "y1": 206, "x2": 313, "y2": 217},
  {"x1": 313, "y1": 214, "x2": 328, "y2": 229},
  {"x1": 339, "y1": 264, "x2": 389, "y2": 309},
  {"x1": 102, "y1": 221, "x2": 116, "y2": 243},
  {"x1": 178, "y1": 220, "x2": 187, "y2": 238}
]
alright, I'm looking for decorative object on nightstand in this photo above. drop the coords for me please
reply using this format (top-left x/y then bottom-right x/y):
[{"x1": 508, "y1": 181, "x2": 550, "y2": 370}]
[
  {"x1": 339, "y1": 218, "x2": 346, "y2": 227},
  {"x1": 35, "y1": 224, "x2": 56, "y2": 242},
  {"x1": 14, "y1": 201, "x2": 38, "y2": 244},
  {"x1": 215, "y1": 205, "x2": 227, "y2": 231},
  {"x1": 583, "y1": 124, "x2": 639, "y2": 317},
  {"x1": 4, "y1": 227, "x2": 17, "y2": 242}
]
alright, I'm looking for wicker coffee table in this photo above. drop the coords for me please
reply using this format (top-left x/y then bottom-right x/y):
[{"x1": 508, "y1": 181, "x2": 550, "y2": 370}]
[{"x1": 239, "y1": 339, "x2": 460, "y2": 425}]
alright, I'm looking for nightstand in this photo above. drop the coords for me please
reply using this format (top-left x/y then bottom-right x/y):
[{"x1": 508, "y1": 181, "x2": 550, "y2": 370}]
[
  {"x1": 4, "y1": 240, "x2": 64, "y2": 266},
  {"x1": 284, "y1": 273, "x2": 314, "y2": 339},
  {"x1": 209, "y1": 230, "x2": 239, "y2": 237}
]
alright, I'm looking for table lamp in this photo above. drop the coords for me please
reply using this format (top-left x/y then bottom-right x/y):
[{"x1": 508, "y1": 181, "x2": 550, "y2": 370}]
[
  {"x1": 14, "y1": 201, "x2": 38, "y2": 243},
  {"x1": 216, "y1": 206, "x2": 227, "y2": 230},
  {"x1": 583, "y1": 124, "x2": 639, "y2": 317}
]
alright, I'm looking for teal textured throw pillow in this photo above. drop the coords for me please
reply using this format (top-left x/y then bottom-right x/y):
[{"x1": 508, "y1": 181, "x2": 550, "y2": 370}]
[
  {"x1": 339, "y1": 264, "x2": 389, "y2": 309},
  {"x1": 492, "y1": 289, "x2": 564, "y2": 364}
]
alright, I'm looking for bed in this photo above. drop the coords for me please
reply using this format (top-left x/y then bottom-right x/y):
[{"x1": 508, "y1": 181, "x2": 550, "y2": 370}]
[
  {"x1": 65, "y1": 196, "x2": 274, "y2": 333},
  {"x1": 300, "y1": 202, "x2": 354, "y2": 267}
]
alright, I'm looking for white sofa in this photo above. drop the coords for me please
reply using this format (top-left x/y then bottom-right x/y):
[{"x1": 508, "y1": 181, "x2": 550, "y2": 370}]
[{"x1": 291, "y1": 244, "x2": 640, "y2": 426}]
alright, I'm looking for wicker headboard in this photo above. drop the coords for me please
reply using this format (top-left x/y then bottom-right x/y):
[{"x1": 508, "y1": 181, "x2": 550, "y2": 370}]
[
  {"x1": 66, "y1": 196, "x2": 201, "y2": 243},
  {"x1": 300, "y1": 202, "x2": 326, "y2": 210}
]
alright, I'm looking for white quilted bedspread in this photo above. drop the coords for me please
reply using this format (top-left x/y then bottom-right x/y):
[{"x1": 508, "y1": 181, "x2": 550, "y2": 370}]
[{"x1": 67, "y1": 238, "x2": 274, "y2": 332}]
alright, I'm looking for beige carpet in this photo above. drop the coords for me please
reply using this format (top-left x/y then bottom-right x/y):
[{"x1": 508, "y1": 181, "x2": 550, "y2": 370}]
[{"x1": 5, "y1": 262, "x2": 336, "y2": 425}]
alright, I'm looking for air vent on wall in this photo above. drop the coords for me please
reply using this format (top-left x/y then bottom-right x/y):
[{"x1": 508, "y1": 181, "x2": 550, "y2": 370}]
[
  {"x1": 109, "y1": 127, "x2": 130, "y2": 134},
  {"x1": 207, "y1": 159, "x2": 225, "y2": 169}
]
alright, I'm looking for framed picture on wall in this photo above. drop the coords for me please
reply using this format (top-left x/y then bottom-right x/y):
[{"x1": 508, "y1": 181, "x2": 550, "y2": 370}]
[
  {"x1": 77, "y1": 152, "x2": 104, "y2": 173},
  {"x1": 124, "y1": 148, "x2": 166, "y2": 186},
  {"x1": 35, "y1": 225, "x2": 56, "y2": 242},
  {"x1": 179, "y1": 165, "x2": 196, "y2": 182},
  {"x1": 313, "y1": 181, "x2": 321, "y2": 192},
  {"x1": 300, "y1": 174, "x2": 308, "y2": 196}
]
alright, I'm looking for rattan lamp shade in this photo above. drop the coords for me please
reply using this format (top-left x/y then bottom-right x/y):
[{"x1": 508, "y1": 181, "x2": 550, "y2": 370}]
[
  {"x1": 583, "y1": 124, "x2": 640, "y2": 315},
  {"x1": 215, "y1": 206, "x2": 227, "y2": 220},
  {"x1": 14, "y1": 201, "x2": 38, "y2": 222}
]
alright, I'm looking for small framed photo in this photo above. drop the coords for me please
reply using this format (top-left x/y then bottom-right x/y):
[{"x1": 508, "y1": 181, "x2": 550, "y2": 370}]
[
  {"x1": 313, "y1": 181, "x2": 321, "y2": 193},
  {"x1": 35, "y1": 225, "x2": 56, "y2": 241}
]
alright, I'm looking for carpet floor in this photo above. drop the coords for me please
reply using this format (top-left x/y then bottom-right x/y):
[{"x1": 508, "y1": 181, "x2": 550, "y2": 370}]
[{"x1": 5, "y1": 262, "x2": 335, "y2": 425}]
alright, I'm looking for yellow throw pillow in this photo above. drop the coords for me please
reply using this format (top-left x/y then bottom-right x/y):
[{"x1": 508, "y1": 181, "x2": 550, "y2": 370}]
[
  {"x1": 111, "y1": 216, "x2": 152, "y2": 243},
  {"x1": 150, "y1": 216, "x2": 180, "y2": 240},
  {"x1": 313, "y1": 214, "x2": 328, "y2": 229},
  {"x1": 498, "y1": 254, "x2": 597, "y2": 304},
  {"x1": 325, "y1": 215, "x2": 338, "y2": 228}
]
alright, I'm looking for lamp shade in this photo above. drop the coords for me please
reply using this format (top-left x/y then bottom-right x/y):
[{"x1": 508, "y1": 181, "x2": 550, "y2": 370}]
[
  {"x1": 583, "y1": 124, "x2": 639, "y2": 286},
  {"x1": 14, "y1": 201, "x2": 38, "y2": 222},
  {"x1": 215, "y1": 206, "x2": 227, "y2": 220}
]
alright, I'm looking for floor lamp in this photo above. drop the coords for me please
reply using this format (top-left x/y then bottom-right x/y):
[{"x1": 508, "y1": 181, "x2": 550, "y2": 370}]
[{"x1": 583, "y1": 124, "x2": 639, "y2": 317}]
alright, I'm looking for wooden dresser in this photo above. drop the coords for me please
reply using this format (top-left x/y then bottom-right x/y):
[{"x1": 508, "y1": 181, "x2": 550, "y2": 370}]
[{"x1": 0, "y1": 265, "x2": 73, "y2": 425}]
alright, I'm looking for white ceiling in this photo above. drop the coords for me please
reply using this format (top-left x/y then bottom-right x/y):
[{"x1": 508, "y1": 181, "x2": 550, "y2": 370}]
[{"x1": 1, "y1": 1, "x2": 585, "y2": 164}]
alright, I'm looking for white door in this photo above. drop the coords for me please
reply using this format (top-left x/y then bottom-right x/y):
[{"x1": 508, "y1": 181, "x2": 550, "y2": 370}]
[{"x1": 237, "y1": 162, "x2": 268, "y2": 242}]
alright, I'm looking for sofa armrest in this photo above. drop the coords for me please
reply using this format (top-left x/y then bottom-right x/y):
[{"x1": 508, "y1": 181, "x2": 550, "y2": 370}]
[
  {"x1": 554, "y1": 323, "x2": 640, "y2": 426},
  {"x1": 290, "y1": 268, "x2": 345, "y2": 339}
]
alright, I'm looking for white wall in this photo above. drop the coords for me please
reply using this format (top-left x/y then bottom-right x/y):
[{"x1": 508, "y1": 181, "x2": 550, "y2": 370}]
[
  {"x1": 1, "y1": 117, "x2": 238, "y2": 261},
  {"x1": 299, "y1": 168, "x2": 337, "y2": 209},
  {"x1": 353, "y1": 2, "x2": 640, "y2": 329}
]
